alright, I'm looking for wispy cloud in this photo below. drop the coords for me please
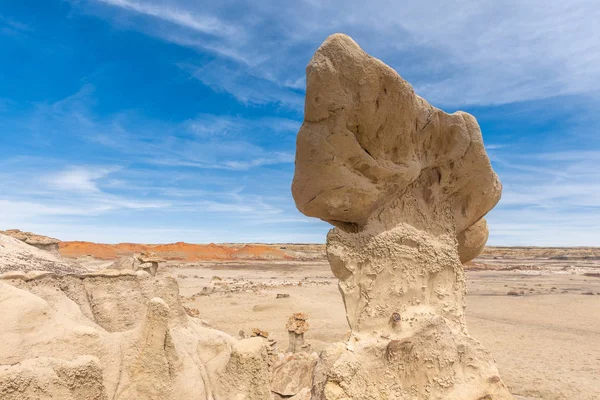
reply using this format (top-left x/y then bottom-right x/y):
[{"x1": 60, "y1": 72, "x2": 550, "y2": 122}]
[
  {"x1": 0, "y1": 14, "x2": 30, "y2": 36},
  {"x1": 0, "y1": 83, "x2": 310, "y2": 240},
  {"x1": 44, "y1": 165, "x2": 120, "y2": 193},
  {"x1": 180, "y1": 61, "x2": 304, "y2": 108},
  {"x1": 96, "y1": 0, "x2": 239, "y2": 37},
  {"x1": 79, "y1": 0, "x2": 600, "y2": 107},
  {"x1": 7, "y1": 85, "x2": 297, "y2": 172},
  {"x1": 487, "y1": 147, "x2": 600, "y2": 246},
  {"x1": 221, "y1": 152, "x2": 294, "y2": 170},
  {"x1": 2, "y1": 1, "x2": 598, "y2": 246},
  {"x1": 185, "y1": 113, "x2": 300, "y2": 137}
]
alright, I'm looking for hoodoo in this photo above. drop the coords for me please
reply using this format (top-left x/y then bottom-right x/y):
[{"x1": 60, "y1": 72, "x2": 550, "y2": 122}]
[{"x1": 292, "y1": 33, "x2": 511, "y2": 399}]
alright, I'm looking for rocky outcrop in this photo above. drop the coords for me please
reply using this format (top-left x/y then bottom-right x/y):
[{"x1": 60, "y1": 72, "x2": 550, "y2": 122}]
[
  {"x1": 0, "y1": 233, "x2": 84, "y2": 275},
  {"x1": 0, "y1": 356, "x2": 107, "y2": 400},
  {"x1": 0, "y1": 229, "x2": 61, "y2": 254},
  {"x1": 0, "y1": 271, "x2": 272, "y2": 399},
  {"x1": 292, "y1": 34, "x2": 510, "y2": 399},
  {"x1": 135, "y1": 251, "x2": 164, "y2": 276}
]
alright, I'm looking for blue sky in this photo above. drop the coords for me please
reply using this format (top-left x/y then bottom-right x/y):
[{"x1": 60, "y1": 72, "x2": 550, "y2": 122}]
[{"x1": 0, "y1": 0, "x2": 599, "y2": 245}]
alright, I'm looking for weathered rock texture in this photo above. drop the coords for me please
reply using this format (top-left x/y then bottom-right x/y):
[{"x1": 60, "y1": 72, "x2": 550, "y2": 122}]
[
  {"x1": 272, "y1": 352, "x2": 318, "y2": 397},
  {"x1": 292, "y1": 34, "x2": 510, "y2": 399},
  {"x1": 0, "y1": 229, "x2": 61, "y2": 254},
  {"x1": 0, "y1": 355, "x2": 108, "y2": 400},
  {"x1": 0, "y1": 271, "x2": 271, "y2": 399},
  {"x1": 286, "y1": 312, "x2": 310, "y2": 353},
  {"x1": 135, "y1": 251, "x2": 164, "y2": 276},
  {"x1": 0, "y1": 233, "x2": 84, "y2": 275}
]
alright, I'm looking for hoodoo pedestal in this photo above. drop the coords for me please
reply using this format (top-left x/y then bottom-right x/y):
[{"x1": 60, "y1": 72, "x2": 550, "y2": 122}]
[{"x1": 292, "y1": 33, "x2": 512, "y2": 400}]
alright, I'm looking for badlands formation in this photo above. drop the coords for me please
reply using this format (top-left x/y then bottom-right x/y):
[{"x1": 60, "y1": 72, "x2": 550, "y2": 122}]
[
  {"x1": 292, "y1": 34, "x2": 509, "y2": 399},
  {"x1": 1, "y1": 35, "x2": 599, "y2": 400},
  {"x1": 0, "y1": 232, "x2": 273, "y2": 399}
]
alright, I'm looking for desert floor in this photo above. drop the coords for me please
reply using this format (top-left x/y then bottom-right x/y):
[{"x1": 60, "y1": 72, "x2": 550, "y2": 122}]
[{"x1": 164, "y1": 259, "x2": 600, "y2": 400}]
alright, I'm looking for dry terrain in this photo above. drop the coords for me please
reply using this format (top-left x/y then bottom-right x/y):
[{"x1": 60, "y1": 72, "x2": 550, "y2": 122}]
[
  {"x1": 2, "y1": 233, "x2": 599, "y2": 399},
  {"x1": 155, "y1": 247, "x2": 599, "y2": 400}
]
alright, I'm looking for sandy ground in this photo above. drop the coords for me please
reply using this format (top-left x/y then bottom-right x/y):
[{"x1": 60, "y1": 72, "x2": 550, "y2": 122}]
[{"x1": 165, "y1": 260, "x2": 600, "y2": 400}]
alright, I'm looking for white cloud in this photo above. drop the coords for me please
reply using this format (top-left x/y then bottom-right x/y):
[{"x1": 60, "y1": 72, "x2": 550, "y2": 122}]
[
  {"x1": 0, "y1": 154, "x2": 309, "y2": 241},
  {"x1": 180, "y1": 61, "x2": 304, "y2": 108},
  {"x1": 0, "y1": 14, "x2": 31, "y2": 37},
  {"x1": 9, "y1": 85, "x2": 298, "y2": 172},
  {"x1": 487, "y1": 148, "x2": 600, "y2": 246},
  {"x1": 44, "y1": 165, "x2": 120, "y2": 193},
  {"x1": 96, "y1": 0, "x2": 239, "y2": 37},
  {"x1": 83, "y1": 0, "x2": 600, "y2": 107},
  {"x1": 221, "y1": 152, "x2": 294, "y2": 170},
  {"x1": 185, "y1": 114, "x2": 300, "y2": 137}
]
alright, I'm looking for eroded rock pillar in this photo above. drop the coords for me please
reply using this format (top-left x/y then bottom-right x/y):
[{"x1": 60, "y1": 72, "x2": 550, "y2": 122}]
[{"x1": 292, "y1": 33, "x2": 511, "y2": 399}]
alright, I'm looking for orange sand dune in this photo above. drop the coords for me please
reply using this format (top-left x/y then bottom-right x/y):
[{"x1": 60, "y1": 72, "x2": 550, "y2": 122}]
[{"x1": 58, "y1": 241, "x2": 289, "y2": 261}]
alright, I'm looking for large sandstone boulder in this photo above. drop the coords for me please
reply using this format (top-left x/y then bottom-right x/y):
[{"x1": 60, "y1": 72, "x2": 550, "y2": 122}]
[{"x1": 292, "y1": 34, "x2": 510, "y2": 400}]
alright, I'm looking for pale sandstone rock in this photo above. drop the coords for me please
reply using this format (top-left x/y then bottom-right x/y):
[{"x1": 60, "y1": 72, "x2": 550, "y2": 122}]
[
  {"x1": 289, "y1": 387, "x2": 312, "y2": 400},
  {"x1": 0, "y1": 233, "x2": 85, "y2": 275},
  {"x1": 0, "y1": 270, "x2": 28, "y2": 280},
  {"x1": 0, "y1": 274, "x2": 271, "y2": 399},
  {"x1": 0, "y1": 229, "x2": 61, "y2": 254},
  {"x1": 135, "y1": 251, "x2": 164, "y2": 277},
  {"x1": 272, "y1": 355, "x2": 317, "y2": 396},
  {"x1": 108, "y1": 256, "x2": 139, "y2": 271},
  {"x1": 0, "y1": 355, "x2": 107, "y2": 400},
  {"x1": 457, "y1": 217, "x2": 490, "y2": 263},
  {"x1": 136, "y1": 270, "x2": 151, "y2": 279},
  {"x1": 292, "y1": 34, "x2": 510, "y2": 400}
]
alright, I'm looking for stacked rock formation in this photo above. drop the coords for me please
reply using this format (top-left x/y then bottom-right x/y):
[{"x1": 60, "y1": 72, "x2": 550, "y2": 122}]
[
  {"x1": 286, "y1": 312, "x2": 310, "y2": 353},
  {"x1": 292, "y1": 34, "x2": 511, "y2": 399},
  {"x1": 135, "y1": 251, "x2": 165, "y2": 276}
]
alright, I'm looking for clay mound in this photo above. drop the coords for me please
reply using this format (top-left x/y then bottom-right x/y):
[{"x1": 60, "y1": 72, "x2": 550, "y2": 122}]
[
  {"x1": 0, "y1": 233, "x2": 85, "y2": 275},
  {"x1": 231, "y1": 245, "x2": 291, "y2": 260},
  {"x1": 0, "y1": 272, "x2": 271, "y2": 399}
]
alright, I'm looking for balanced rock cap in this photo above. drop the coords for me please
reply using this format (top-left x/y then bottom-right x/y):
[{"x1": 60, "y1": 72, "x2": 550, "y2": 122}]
[{"x1": 292, "y1": 33, "x2": 501, "y2": 260}]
